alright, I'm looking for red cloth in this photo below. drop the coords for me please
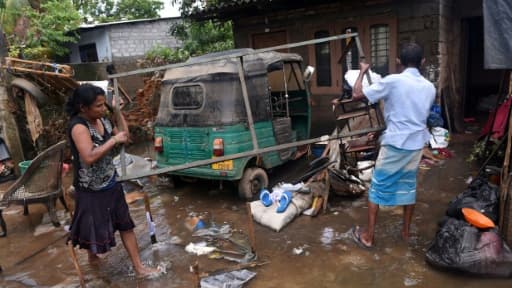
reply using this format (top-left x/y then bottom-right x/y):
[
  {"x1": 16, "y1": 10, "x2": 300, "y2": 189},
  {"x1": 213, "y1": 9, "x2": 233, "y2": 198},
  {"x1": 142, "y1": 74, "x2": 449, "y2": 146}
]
[{"x1": 480, "y1": 97, "x2": 512, "y2": 139}]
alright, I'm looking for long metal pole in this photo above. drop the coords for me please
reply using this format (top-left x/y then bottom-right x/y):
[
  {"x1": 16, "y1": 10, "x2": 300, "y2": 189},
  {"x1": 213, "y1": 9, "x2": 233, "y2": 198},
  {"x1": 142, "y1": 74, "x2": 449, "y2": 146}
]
[
  {"x1": 237, "y1": 57, "x2": 259, "y2": 151},
  {"x1": 113, "y1": 78, "x2": 127, "y2": 177},
  {"x1": 107, "y1": 33, "x2": 359, "y2": 79},
  {"x1": 117, "y1": 126, "x2": 383, "y2": 181}
]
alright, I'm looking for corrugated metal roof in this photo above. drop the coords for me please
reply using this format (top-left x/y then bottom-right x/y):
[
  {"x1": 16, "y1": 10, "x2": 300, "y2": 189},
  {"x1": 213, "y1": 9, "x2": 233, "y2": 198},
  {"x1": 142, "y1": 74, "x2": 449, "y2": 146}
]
[{"x1": 79, "y1": 16, "x2": 179, "y2": 30}]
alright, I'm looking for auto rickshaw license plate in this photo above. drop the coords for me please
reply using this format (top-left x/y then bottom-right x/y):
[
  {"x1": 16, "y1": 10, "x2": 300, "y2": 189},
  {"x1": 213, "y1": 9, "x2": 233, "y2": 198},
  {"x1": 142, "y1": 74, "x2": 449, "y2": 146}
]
[{"x1": 212, "y1": 160, "x2": 233, "y2": 170}]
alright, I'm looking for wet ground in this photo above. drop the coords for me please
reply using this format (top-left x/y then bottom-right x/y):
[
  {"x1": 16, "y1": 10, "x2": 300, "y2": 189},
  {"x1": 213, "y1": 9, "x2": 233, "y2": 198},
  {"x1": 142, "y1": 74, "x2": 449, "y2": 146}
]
[{"x1": 1, "y1": 134, "x2": 511, "y2": 287}]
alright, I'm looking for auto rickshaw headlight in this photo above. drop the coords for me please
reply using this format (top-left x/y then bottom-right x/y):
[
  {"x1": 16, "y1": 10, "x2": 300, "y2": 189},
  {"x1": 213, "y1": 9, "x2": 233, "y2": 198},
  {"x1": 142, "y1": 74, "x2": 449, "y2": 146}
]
[{"x1": 213, "y1": 138, "x2": 224, "y2": 157}]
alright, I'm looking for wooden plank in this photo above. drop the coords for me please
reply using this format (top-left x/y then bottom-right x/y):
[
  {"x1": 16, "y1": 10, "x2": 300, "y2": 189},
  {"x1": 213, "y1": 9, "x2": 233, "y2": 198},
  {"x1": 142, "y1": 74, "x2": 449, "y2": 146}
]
[
  {"x1": 24, "y1": 92, "x2": 43, "y2": 143},
  {"x1": 336, "y1": 109, "x2": 369, "y2": 120},
  {"x1": 4, "y1": 57, "x2": 74, "y2": 76}
]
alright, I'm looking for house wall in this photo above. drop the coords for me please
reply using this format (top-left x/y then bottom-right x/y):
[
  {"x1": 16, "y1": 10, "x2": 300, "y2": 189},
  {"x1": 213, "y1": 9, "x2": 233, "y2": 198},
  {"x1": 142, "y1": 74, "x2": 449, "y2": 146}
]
[
  {"x1": 231, "y1": 0, "x2": 442, "y2": 136},
  {"x1": 107, "y1": 18, "x2": 180, "y2": 61},
  {"x1": 70, "y1": 18, "x2": 181, "y2": 101},
  {"x1": 69, "y1": 28, "x2": 111, "y2": 63},
  {"x1": 108, "y1": 19, "x2": 181, "y2": 98}
]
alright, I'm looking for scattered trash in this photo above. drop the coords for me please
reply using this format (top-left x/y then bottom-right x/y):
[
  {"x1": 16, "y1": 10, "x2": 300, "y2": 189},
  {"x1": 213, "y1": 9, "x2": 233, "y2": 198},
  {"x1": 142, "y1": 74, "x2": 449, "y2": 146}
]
[
  {"x1": 429, "y1": 127, "x2": 449, "y2": 149},
  {"x1": 465, "y1": 176, "x2": 473, "y2": 185},
  {"x1": 293, "y1": 247, "x2": 304, "y2": 255},
  {"x1": 320, "y1": 227, "x2": 335, "y2": 246},
  {"x1": 404, "y1": 277, "x2": 419, "y2": 286},
  {"x1": 292, "y1": 244, "x2": 310, "y2": 255},
  {"x1": 170, "y1": 236, "x2": 183, "y2": 245},
  {"x1": 185, "y1": 242, "x2": 217, "y2": 256},
  {"x1": 193, "y1": 224, "x2": 232, "y2": 239},
  {"x1": 174, "y1": 196, "x2": 180, "y2": 202},
  {"x1": 185, "y1": 216, "x2": 206, "y2": 231},
  {"x1": 200, "y1": 269, "x2": 256, "y2": 288},
  {"x1": 208, "y1": 251, "x2": 256, "y2": 264}
]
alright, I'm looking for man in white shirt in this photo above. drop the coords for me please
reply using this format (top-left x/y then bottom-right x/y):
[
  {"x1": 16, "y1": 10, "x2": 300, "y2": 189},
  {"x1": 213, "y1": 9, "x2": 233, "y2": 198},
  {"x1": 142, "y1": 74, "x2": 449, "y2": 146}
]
[{"x1": 350, "y1": 42, "x2": 436, "y2": 248}]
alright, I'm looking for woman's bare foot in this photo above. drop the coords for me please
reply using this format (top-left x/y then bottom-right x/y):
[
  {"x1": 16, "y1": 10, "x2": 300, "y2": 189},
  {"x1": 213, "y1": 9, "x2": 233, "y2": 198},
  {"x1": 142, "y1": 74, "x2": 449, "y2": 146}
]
[
  {"x1": 135, "y1": 265, "x2": 164, "y2": 279},
  {"x1": 88, "y1": 251, "x2": 100, "y2": 265}
]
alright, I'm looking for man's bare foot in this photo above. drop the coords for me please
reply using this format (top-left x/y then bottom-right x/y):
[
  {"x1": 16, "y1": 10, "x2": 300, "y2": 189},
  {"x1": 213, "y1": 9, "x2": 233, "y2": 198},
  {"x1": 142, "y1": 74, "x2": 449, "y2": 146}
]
[
  {"x1": 135, "y1": 265, "x2": 164, "y2": 279},
  {"x1": 350, "y1": 226, "x2": 373, "y2": 248},
  {"x1": 359, "y1": 228, "x2": 373, "y2": 247}
]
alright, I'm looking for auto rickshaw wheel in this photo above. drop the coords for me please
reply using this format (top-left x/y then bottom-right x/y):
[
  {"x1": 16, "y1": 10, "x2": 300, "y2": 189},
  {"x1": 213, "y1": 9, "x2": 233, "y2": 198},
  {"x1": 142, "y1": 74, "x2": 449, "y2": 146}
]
[{"x1": 238, "y1": 167, "x2": 268, "y2": 200}]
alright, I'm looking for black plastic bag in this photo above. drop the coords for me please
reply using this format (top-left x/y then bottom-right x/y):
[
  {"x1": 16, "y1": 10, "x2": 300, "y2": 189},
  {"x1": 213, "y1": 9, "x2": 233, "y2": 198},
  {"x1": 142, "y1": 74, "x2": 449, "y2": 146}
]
[
  {"x1": 446, "y1": 177, "x2": 499, "y2": 223},
  {"x1": 426, "y1": 217, "x2": 512, "y2": 277}
]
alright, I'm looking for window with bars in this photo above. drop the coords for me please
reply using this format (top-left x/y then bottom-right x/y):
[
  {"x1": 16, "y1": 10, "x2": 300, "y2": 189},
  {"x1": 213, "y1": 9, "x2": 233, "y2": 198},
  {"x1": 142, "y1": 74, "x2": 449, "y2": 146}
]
[
  {"x1": 314, "y1": 30, "x2": 331, "y2": 87},
  {"x1": 370, "y1": 24, "x2": 390, "y2": 75}
]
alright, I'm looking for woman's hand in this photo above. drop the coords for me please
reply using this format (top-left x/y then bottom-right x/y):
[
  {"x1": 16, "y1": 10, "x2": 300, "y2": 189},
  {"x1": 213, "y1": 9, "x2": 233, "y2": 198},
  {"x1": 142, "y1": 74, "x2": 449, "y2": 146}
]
[{"x1": 113, "y1": 131, "x2": 129, "y2": 144}]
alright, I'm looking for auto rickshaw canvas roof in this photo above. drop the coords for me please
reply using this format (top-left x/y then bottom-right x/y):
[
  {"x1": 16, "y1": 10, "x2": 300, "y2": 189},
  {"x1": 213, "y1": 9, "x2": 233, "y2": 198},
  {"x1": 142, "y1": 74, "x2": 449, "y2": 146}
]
[{"x1": 163, "y1": 48, "x2": 303, "y2": 81}]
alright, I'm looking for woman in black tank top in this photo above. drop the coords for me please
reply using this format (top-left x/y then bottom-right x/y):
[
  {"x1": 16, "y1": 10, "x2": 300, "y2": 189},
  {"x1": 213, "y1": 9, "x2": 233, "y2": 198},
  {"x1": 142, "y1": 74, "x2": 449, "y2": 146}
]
[{"x1": 66, "y1": 84, "x2": 161, "y2": 278}]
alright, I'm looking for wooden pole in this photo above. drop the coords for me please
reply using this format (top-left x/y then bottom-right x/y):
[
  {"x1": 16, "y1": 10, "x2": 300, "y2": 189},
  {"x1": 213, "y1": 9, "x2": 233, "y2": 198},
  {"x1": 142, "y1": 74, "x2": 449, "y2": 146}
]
[
  {"x1": 499, "y1": 73, "x2": 512, "y2": 231},
  {"x1": 68, "y1": 244, "x2": 85, "y2": 288},
  {"x1": 245, "y1": 203, "x2": 257, "y2": 254}
]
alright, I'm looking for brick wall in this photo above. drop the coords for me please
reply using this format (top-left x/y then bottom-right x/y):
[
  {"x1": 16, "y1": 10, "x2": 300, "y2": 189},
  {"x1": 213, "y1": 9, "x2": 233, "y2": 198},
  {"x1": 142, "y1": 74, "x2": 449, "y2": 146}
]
[{"x1": 108, "y1": 18, "x2": 181, "y2": 61}]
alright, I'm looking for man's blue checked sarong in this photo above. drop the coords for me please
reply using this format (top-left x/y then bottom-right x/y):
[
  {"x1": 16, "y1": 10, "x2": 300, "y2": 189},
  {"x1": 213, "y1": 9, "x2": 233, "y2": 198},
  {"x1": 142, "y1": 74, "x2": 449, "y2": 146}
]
[{"x1": 369, "y1": 145, "x2": 423, "y2": 206}]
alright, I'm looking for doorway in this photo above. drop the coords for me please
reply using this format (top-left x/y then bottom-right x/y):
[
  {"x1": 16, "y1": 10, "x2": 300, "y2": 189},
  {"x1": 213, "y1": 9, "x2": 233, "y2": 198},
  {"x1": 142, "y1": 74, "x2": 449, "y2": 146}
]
[{"x1": 463, "y1": 17, "x2": 504, "y2": 118}]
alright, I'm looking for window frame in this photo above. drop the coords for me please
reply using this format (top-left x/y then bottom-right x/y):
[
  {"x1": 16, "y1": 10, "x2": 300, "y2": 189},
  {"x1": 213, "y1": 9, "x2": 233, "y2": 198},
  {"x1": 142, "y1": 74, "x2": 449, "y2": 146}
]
[
  {"x1": 307, "y1": 26, "x2": 340, "y2": 95},
  {"x1": 169, "y1": 83, "x2": 206, "y2": 113},
  {"x1": 307, "y1": 16, "x2": 397, "y2": 95}
]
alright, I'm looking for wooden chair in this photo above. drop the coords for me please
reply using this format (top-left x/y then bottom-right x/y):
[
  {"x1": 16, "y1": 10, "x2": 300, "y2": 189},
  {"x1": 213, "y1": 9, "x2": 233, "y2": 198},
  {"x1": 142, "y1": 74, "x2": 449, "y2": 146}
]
[{"x1": 0, "y1": 140, "x2": 68, "y2": 237}]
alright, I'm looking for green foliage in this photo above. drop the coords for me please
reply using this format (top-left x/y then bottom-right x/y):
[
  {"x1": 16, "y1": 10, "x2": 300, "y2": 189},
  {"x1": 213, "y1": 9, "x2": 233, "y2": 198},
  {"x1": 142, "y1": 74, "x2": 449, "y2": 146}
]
[
  {"x1": 6, "y1": 0, "x2": 80, "y2": 60},
  {"x1": 73, "y1": 0, "x2": 163, "y2": 23},
  {"x1": 466, "y1": 139, "x2": 504, "y2": 164},
  {"x1": 141, "y1": 20, "x2": 233, "y2": 67},
  {"x1": 141, "y1": 44, "x2": 189, "y2": 67},
  {"x1": 173, "y1": 20, "x2": 233, "y2": 56},
  {"x1": 171, "y1": 0, "x2": 230, "y2": 15}
]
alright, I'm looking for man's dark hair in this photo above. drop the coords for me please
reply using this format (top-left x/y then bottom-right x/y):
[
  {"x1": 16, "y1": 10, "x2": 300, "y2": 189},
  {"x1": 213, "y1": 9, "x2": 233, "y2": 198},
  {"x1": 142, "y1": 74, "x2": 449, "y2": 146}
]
[{"x1": 399, "y1": 42, "x2": 423, "y2": 68}]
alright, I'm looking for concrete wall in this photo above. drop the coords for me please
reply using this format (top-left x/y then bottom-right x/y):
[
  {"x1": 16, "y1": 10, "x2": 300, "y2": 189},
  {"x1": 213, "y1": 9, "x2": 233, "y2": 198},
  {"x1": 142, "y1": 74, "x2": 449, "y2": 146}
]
[
  {"x1": 108, "y1": 18, "x2": 181, "y2": 61},
  {"x1": 107, "y1": 18, "x2": 181, "y2": 96},
  {"x1": 69, "y1": 18, "x2": 182, "y2": 99},
  {"x1": 69, "y1": 28, "x2": 111, "y2": 63},
  {"x1": 231, "y1": 0, "x2": 442, "y2": 136}
]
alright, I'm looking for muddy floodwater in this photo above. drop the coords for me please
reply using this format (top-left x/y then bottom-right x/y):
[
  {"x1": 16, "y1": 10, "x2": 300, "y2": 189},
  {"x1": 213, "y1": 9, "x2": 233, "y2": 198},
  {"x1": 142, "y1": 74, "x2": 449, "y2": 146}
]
[{"x1": 1, "y1": 134, "x2": 511, "y2": 287}]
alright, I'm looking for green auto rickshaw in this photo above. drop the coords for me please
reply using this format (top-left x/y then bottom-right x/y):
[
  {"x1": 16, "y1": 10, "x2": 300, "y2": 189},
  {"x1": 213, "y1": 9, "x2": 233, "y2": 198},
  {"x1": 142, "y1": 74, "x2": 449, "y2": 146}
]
[{"x1": 153, "y1": 48, "x2": 313, "y2": 199}]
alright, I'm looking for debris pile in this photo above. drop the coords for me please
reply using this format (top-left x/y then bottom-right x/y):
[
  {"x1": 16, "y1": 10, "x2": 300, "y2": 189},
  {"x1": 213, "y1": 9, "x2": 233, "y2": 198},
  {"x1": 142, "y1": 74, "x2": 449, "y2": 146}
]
[{"x1": 126, "y1": 78, "x2": 161, "y2": 131}]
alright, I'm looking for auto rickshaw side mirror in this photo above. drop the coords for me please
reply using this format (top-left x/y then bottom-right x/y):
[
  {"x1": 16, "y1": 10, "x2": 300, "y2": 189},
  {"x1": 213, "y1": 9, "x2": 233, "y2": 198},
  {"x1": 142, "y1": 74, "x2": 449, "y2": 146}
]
[{"x1": 303, "y1": 66, "x2": 315, "y2": 82}]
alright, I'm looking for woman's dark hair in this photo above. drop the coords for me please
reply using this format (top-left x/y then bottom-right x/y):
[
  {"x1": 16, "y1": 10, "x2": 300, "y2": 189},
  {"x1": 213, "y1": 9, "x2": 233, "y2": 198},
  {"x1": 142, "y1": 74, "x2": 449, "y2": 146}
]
[
  {"x1": 399, "y1": 42, "x2": 423, "y2": 68},
  {"x1": 65, "y1": 84, "x2": 106, "y2": 116}
]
